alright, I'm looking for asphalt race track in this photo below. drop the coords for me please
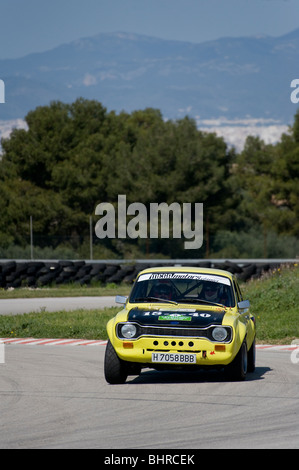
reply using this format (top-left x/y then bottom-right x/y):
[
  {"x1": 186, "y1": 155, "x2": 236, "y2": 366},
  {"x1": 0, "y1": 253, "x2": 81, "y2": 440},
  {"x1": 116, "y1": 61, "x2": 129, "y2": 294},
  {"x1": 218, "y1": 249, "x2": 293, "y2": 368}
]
[
  {"x1": 0, "y1": 296, "x2": 117, "y2": 315},
  {"x1": 0, "y1": 344, "x2": 298, "y2": 449}
]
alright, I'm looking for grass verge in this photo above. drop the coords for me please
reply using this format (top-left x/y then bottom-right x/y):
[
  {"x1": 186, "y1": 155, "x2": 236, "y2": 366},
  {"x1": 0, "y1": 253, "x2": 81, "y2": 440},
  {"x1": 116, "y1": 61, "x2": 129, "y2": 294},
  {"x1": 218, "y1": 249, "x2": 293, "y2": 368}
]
[
  {"x1": 242, "y1": 263, "x2": 299, "y2": 344},
  {"x1": 0, "y1": 307, "x2": 119, "y2": 341}
]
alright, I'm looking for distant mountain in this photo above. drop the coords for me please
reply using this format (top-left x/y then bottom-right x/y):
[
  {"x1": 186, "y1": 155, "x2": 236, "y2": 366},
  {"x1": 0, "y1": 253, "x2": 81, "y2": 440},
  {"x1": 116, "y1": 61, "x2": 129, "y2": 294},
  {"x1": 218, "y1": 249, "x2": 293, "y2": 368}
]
[{"x1": 0, "y1": 29, "x2": 298, "y2": 129}]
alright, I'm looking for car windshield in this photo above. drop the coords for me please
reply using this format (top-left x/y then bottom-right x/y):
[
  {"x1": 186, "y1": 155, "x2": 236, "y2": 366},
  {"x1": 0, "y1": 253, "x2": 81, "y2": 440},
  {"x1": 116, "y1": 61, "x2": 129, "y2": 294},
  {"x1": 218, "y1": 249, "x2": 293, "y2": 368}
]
[{"x1": 129, "y1": 272, "x2": 235, "y2": 307}]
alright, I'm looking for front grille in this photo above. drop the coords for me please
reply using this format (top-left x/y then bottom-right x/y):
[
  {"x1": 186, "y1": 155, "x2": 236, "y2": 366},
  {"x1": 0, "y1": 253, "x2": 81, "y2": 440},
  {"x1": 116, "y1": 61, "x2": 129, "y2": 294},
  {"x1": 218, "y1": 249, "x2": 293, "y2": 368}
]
[
  {"x1": 117, "y1": 322, "x2": 232, "y2": 343},
  {"x1": 140, "y1": 326, "x2": 209, "y2": 338}
]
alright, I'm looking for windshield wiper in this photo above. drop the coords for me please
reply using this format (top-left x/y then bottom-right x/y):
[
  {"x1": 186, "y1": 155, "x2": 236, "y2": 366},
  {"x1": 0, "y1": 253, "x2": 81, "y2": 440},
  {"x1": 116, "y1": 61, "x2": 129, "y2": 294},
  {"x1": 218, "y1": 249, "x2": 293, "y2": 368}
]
[
  {"x1": 133, "y1": 296, "x2": 178, "y2": 305},
  {"x1": 177, "y1": 298, "x2": 225, "y2": 308}
]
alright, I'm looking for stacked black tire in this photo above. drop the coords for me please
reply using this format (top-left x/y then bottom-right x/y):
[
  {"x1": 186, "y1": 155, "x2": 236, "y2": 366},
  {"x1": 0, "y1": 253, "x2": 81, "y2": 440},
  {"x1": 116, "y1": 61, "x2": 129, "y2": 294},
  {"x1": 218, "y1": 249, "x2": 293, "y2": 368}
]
[
  {"x1": 0, "y1": 259, "x2": 282, "y2": 289},
  {"x1": 0, "y1": 260, "x2": 147, "y2": 288}
]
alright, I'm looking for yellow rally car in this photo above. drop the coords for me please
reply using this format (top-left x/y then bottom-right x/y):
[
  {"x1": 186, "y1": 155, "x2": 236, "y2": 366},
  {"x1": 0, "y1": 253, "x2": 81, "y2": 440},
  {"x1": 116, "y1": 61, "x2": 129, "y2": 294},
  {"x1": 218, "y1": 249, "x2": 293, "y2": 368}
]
[{"x1": 104, "y1": 266, "x2": 256, "y2": 383}]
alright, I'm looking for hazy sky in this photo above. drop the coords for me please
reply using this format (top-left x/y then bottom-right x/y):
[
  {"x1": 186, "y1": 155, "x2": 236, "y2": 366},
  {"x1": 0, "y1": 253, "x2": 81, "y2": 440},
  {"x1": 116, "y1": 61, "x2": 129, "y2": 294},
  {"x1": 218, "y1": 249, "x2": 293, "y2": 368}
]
[{"x1": 0, "y1": 0, "x2": 299, "y2": 59}]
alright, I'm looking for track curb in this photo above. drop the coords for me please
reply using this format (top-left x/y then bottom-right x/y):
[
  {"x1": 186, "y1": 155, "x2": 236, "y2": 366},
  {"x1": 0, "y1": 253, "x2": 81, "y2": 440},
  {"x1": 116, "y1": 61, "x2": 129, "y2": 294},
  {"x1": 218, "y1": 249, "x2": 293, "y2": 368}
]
[
  {"x1": 0, "y1": 337, "x2": 107, "y2": 346},
  {"x1": 1, "y1": 338, "x2": 298, "y2": 350}
]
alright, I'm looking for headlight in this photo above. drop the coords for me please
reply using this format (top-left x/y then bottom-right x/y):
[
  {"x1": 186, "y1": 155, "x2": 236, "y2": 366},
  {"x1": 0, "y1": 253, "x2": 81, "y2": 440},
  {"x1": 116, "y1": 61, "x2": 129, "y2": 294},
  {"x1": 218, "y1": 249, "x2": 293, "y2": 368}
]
[
  {"x1": 211, "y1": 327, "x2": 228, "y2": 342},
  {"x1": 121, "y1": 323, "x2": 137, "y2": 339}
]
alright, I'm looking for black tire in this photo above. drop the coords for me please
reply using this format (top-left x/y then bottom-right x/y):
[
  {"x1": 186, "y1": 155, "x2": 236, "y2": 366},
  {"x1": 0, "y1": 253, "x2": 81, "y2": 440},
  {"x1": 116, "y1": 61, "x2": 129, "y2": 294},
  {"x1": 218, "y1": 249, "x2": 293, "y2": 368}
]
[
  {"x1": 247, "y1": 337, "x2": 256, "y2": 373},
  {"x1": 225, "y1": 341, "x2": 247, "y2": 381},
  {"x1": 104, "y1": 340, "x2": 128, "y2": 384}
]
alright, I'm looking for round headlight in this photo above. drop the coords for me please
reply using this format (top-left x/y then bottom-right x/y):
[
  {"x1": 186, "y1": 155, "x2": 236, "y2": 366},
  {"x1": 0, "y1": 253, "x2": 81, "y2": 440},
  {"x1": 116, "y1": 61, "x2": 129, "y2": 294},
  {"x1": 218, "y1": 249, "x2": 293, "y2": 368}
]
[
  {"x1": 121, "y1": 323, "x2": 137, "y2": 339},
  {"x1": 212, "y1": 327, "x2": 228, "y2": 342}
]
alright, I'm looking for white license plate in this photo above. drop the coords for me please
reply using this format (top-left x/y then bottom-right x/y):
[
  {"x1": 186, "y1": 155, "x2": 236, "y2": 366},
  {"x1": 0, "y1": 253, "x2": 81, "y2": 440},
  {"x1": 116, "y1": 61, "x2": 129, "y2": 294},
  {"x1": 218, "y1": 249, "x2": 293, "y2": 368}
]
[{"x1": 151, "y1": 352, "x2": 196, "y2": 364}]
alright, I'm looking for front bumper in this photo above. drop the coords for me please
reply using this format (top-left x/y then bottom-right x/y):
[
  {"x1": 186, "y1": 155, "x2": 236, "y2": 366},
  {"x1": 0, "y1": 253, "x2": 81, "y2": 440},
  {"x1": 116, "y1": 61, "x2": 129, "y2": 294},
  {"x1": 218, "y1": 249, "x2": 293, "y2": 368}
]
[{"x1": 112, "y1": 334, "x2": 238, "y2": 367}]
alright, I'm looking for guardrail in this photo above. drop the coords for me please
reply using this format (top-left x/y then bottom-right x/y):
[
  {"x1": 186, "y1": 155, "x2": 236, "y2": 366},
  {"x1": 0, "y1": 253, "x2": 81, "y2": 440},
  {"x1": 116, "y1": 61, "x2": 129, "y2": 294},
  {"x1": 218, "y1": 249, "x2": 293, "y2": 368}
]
[{"x1": 0, "y1": 259, "x2": 297, "y2": 288}]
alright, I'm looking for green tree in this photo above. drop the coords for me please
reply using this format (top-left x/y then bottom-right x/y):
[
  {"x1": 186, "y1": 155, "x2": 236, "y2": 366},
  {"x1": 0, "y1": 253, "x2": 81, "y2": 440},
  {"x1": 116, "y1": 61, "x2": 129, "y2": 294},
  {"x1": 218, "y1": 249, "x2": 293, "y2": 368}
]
[{"x1": 270, "y1": 111, "x2": 299, "y2": 235}]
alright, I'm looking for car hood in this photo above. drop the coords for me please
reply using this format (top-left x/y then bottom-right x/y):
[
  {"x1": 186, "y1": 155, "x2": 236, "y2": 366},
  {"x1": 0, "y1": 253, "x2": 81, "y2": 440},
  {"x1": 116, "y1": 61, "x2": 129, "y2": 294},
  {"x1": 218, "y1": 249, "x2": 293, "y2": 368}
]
[{"x1": 127, "y1": 307, "x2": 226, "y2": 327}]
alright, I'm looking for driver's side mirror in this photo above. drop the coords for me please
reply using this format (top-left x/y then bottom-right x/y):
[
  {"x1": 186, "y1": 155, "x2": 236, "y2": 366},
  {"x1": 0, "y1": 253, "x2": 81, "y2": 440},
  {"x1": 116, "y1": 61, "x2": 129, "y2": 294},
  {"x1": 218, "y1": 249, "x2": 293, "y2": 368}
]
[
  {"x1": 237, "y1": 299, "x2": 250, "y2": 312},
  {"x1": 115, "y1": 295, "x2": 128, "y2": 305}
]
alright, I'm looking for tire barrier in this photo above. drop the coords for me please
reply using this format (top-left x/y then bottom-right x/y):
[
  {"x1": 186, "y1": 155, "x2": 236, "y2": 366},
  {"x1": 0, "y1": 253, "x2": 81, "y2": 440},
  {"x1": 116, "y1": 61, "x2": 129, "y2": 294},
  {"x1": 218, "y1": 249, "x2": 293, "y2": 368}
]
[{"x1": 0, "y1": 259, "x2": 287, "y2": 289}]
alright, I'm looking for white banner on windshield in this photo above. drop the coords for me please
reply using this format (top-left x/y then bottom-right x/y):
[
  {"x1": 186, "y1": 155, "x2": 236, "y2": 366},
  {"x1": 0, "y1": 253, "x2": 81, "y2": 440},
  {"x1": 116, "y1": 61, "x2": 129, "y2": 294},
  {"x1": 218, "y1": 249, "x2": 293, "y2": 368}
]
[{"x1": 137, "y1": 272, "x2": 231, "y2": 285}]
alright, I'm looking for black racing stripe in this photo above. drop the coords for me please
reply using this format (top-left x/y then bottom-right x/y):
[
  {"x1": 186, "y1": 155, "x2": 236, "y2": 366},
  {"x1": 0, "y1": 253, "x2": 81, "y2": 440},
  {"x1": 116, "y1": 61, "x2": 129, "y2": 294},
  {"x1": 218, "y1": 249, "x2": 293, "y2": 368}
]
[{"x1": 128, "y1": 308, "x2": 225, "y2": 327}]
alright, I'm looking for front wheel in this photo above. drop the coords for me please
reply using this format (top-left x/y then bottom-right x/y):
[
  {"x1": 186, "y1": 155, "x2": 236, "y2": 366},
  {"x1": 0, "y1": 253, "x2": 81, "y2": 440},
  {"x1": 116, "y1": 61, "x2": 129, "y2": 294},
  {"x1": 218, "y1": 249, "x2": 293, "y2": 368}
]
[
  {"x1": 225, "y1": 341, "x2": 247, "y2": 381},
  {"x1": 104, "y1": 340, "x2": 128, "y2": 384},
  {"x1": 247, "y1": 337, "x2": 256, "y2": 373}
]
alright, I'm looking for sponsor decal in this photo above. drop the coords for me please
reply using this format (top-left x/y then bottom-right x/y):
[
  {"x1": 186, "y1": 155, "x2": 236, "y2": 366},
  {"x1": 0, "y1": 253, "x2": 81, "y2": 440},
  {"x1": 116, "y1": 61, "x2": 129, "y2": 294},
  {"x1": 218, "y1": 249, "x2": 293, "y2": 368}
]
[
  {"x1": 137, "y1": 272, "x2": 231, "y2": 285},
  {"x1": 158, "y1": 314, "x2": 192, "y2": 321}
]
